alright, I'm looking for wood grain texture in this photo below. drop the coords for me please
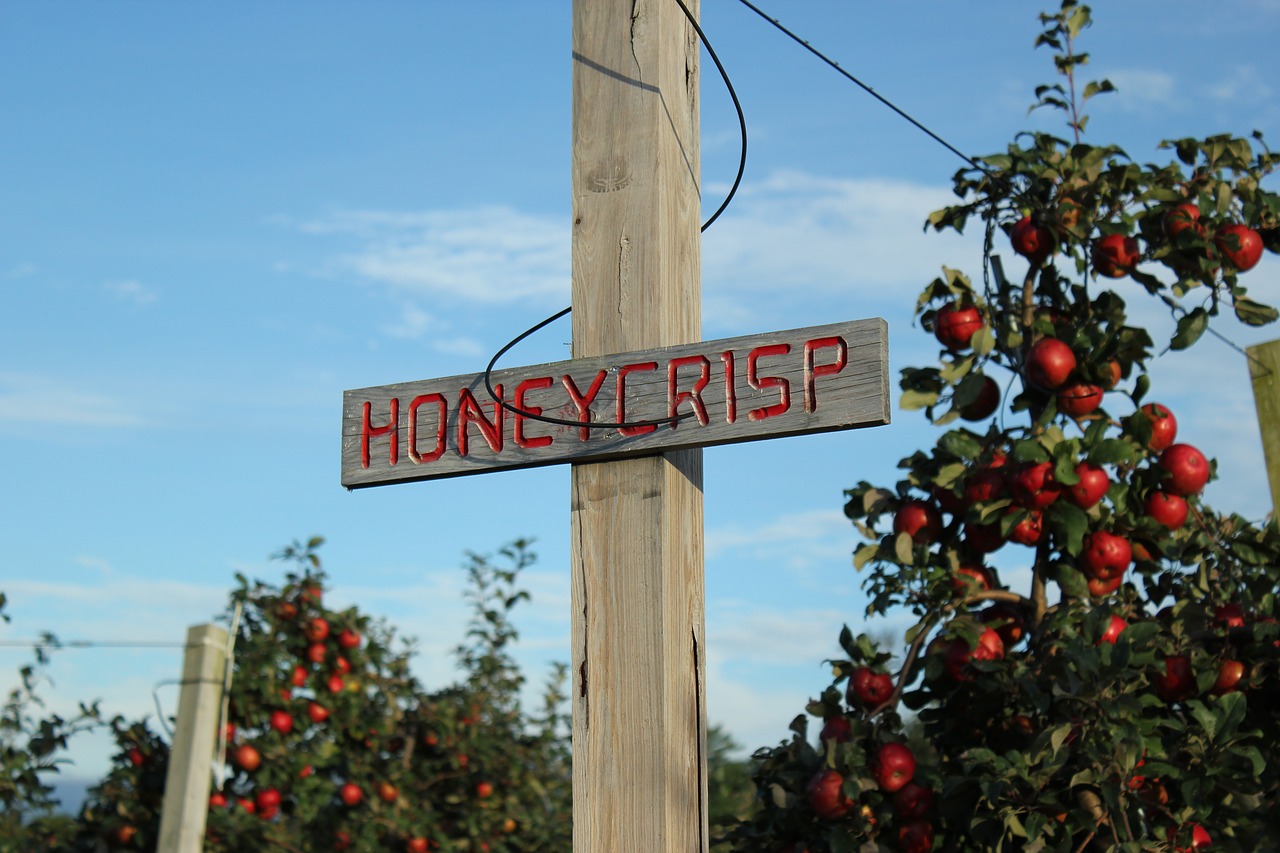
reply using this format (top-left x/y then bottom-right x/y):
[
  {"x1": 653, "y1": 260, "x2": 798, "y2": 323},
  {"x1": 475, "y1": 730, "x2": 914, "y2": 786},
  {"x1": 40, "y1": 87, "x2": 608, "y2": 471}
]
[
  {"x1": 340, "y1": 319, "x2": 889, "y2": 487},
  {"x1": 1247, "y1": 339, "x2": 1280, "y2": 516},
  {"x1": 157, "y1": 624, "x2": 228, "y2": 853},
  {"x1": 571, "y1": 0, "x2": 706, "y2": 850}
]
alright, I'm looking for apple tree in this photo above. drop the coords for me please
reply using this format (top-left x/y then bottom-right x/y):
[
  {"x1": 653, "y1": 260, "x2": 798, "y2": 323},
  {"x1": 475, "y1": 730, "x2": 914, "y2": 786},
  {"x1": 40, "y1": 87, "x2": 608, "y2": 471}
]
[
  {"x1": 721, "y1": 3, "x2": 1280, "y2": 851},
  {"x1": 65, "y1": 537, "x2": 572, "y2": 852}
]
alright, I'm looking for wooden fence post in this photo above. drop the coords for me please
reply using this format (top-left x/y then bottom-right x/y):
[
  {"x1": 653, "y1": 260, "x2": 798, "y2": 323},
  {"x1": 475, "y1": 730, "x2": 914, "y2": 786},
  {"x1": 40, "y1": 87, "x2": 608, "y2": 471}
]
[{"x1": 157, "y1": 623, "x2": 228, "y2": 853}]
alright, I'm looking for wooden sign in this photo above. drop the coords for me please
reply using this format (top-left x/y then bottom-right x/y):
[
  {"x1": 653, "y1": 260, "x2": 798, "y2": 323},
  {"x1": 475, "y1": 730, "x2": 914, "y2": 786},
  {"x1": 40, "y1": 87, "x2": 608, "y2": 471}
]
[{"x1": 341, "y1": 317, "x2": 889, "y2": 488}]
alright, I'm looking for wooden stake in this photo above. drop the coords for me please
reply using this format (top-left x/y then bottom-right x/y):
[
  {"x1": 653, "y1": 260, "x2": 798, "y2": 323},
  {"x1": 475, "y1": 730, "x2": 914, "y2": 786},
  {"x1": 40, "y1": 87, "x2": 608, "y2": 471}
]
[
  {"x1": 157, "y1": 623, "x2": 228, "y2": 853},
  {"x1": 570, "y1": 0, "x2": 707, "y2": 850},
  {"x1": 1246, "y1": 338, "x2": 1280, "y2": 519}
]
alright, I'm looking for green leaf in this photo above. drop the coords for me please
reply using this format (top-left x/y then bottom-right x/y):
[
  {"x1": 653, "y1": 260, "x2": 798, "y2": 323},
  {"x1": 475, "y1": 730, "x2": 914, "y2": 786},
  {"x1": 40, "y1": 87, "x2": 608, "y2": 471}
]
[
  {"x1": 1170, "y1": 308, "x2": 1209, "y2": 350},
  {"x1": 1234, "y1": 295, "x2": 1280, "y2": 326},
  {"x1": 854, "y1": 543, "x2": 879, "y2": 571},
  {"x1": 1048, "y1": 502, "x2": 1089, "y2": 556},
  {"x1": 1054, "y1": 564, "x2": 1089, "y2": 598},
  {"x1": 894, "y1": 531, "x2": 915, "y2": 565},
  {"x1": 940, "y1": 430, "x2": 984, "y2": 461},
  {"x1": 900, "y1": 388, "x2": 940, "y2": 410},
  {"x1": 1088, "y1": 438, "x2": 1135, "y2": 466}
]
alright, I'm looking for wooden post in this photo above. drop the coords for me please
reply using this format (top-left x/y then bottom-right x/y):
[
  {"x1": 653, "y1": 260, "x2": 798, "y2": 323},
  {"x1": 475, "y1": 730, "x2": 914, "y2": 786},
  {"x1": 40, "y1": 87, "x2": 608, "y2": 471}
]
[
  {"x1": 1247, "y1": 338, "x2": 1280, "y2": 518},
  {"x1": 570, "y1": 0, "x2": 707, "y2": 851},
  {"x1": 157, "y1": 623, "x2": 228, "y2": 853}
]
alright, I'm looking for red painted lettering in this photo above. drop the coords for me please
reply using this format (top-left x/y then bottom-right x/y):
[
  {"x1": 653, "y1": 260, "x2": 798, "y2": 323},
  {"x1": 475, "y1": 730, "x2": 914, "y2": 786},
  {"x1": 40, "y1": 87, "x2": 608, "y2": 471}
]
[
  {"x1": 617, "y1": 361, "x2": 659, "y2": 436},
  {"x1": 720, "y1": 351, "x2": 737, "y2": 424},
  {"x1": 668, "y1": 355, "x2": 710, "y2": 427},
  {"x1": 361, "y1": 398, "x2": 399, "y2": 468},
  {"x1": 457, "y1": 385, "x2": 503, "y2": 457},
  {"x1": 562, "y1": 370, "x2": 608, "y2": 441},
  {"x1": 514, "y1": 376, "x2": 554, "y2": 449},
  {"x1": 407, "y1": 394, "x2": 447, "y2": 463},
  {"x1": 803, "y1": 336, "x2": 848, "y2": 413},
  {"x1": 747, "y1": 343, "x2": 791, "y2": 422}
]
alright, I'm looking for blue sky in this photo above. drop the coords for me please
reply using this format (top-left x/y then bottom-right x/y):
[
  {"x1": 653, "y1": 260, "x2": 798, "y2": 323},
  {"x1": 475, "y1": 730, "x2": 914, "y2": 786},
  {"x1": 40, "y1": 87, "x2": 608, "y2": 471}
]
[{"x1": 3, "y1": 1, "x2": 1279, "y2": 781}]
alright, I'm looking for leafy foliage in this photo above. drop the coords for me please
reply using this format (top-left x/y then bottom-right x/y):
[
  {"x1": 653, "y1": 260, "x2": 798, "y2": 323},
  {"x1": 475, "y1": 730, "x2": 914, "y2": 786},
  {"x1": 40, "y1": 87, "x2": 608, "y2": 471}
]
[
  {"x1": 61, "y1": 538, "x2": 573, "y2": 852},
  {"x1": 723, "y1": 3, "x2": 1280, "y2": 851}
]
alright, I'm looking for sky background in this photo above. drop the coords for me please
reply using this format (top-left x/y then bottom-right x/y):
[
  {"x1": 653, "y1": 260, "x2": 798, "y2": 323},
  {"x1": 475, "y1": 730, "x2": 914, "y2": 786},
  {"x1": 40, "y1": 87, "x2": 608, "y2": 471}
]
[{"x1": 3, "y1": 1, "x2": 1279, "y2": 788}]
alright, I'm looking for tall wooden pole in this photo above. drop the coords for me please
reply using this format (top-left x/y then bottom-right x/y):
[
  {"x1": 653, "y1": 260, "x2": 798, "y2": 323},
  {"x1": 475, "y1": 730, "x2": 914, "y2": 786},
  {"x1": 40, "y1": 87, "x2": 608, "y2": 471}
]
[
  {"x1": 157, "y1": 623, "x2": 228, "y2": 853},
  {"x1": 570, "y1": 1, "x2": 707, "y2": 850},
  {"x1": 1247, "y1": 338, "x2": 1280, "y2": 519}
]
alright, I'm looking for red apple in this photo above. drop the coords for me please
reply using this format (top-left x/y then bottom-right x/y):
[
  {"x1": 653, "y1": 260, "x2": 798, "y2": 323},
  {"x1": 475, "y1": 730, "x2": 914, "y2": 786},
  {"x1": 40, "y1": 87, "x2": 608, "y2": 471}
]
[
  {"x1": 1154, "y1": 655, "x2": 1195, "y2": 703},
  {"x1": 1087, "y1": 574, "x2": 1123, "y2": 597},
  {"x1": 1139, "y1": 403, "x2": 1178, "y2": 451},
  {"x1": 806, "y1": 769, "x2": 853, "y2": 819},
  {"x1": 1010, "y1": 461, "x2": 1061, "y2": 509},
  {"x1": 1098, "y1": 614, "x2": 1127, "y2": 645},
  {"x1": 1159, "y1": 443, "x2": 1210, "y2": 496},
  {"x1": 944, "y1": 628, "x2": 1004, "y2": 681},
  {"x1": 1163, "y1": 203, "x2": 1201, "y2": 240},
  {"x1": 269, "y1": 709, "x2": 293, "y2": 735},
  {"x1": 338, "y1": 628, "x2": 361, "y2": 650},
  {"x1": 1145, "y1": 491, "x2": 1188, "y2": 529},
  {"x1": 306, "y1": 642, "x2": 327, "y2": 664},
  {"x1": 897, "y1": 820, "x2": 935, "y2": 853},
  {"x1": 308, "y1": 702, "x2": 330, "y2": 724},
  {"x1": 980, "y1": 602, "x2": 1027, "y2": 647},
  {"x1": 334, "y1": 830, "x2": 353, "y2": 851},
  {"x1": 255, "y1": 787, "x2": 282, "y2": 812},
  {"x1": 934, "y1": 302, "x2": 985, "y2": 351},
  {"x1": 238, "y1": 797, "x2": 256, "y2": 814},
  {"x1": 848, "y1": 666, "x2": 895, "y2": 708},
  {"x1": 1092, "y1": 232, "x2": 1141, "y2": 277},
  {"x1": 275, "y1": 600, "x2": 298, "y2": 622},
  {"x1": 476, "y1": 781, "x2": 494, "y2": 799},
  {"x1": 334, "y1": 656, "x2": 352, "y2": 675},
  {"x1": 1214, "y1": 602, "x2": 1246, "y2": 629},
  {"x1": 1007, "y1": 509, "x2": 1045, "y2": 546},
  {"x1": 304, "y1": 617, "x2": 330, "y2": 643},
  {"x1": 290, "y1": 664, "x2": 308, "y2": 688},
  {"x1": 819, "y1": 715, "x2": 852, "y2": 744},
  {"x1": 233, "y1": 743, "x2": 261, "y2": 773},
  {"x1": 1056, "y1": 382, "x2": 1103, "y2": 417},
  {"x1": 893, "y1": 500, "x2": 943, "y2": 544},
  {"x1": 339, "y1": 782, "x2": 363, "y2": 806},
  {"x1": 1010, "y1": 215, "x2": 1053, "y2": 264},
  {"x1": 959, "y1": 375, "x2": 1001, "y2": 421},
  {"x1": 127, "y1": 746, "x2": 145, "y2": 767},
  {"x1": 1211, "y1": 659, "x2": 1245, "y2": 695},
  {"x1": 964, "y1": 468, "x2": 1007, "y2": 504},
  {"x1": 952, "y1": 563, "x2": 994, "y2": 594},
  {"x1": 892, "y1": 781, "x2": 935, "y2": 820},
  {"x1": 406, "y1": 839, "x2": 429, "y2": 853},
  {"x1": 209, "y1": 792, "x2": 228, "y2": 809},
  {"x1": 1080, "y1": 530, "x2": 1131, "y2": 581},
  {"x1": 963, "y1": 519, "x2": 1005, "y2": 554},
  {"x1": 378, "y1": 781, "x2": 399, "y2": 803},
  {"x1": 328, "y1": 674, "x2": 345, "y2": 693},
  {"x1": 1026, "y1": 338, "x2": 1077, "y2": 390},
  {"x1": 1216, "y1": 223, "x2": 1264, "y2": 271},
  {"x1": 873, "y1": 742, "x2": 916, "y2": 792},
  {"x1": 1066, "y1": 462, "x2": 1110, "y2": 509}
]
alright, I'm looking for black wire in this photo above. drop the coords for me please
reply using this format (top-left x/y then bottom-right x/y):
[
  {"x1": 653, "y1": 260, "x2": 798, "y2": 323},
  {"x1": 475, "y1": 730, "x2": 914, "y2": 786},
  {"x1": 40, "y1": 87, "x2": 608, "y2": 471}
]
[
  {"x1": 482, "y1": 0, "x2": 748, "y2": 431},
  {"x1": 732, "y1": 0, "x2": 988, "y2": 176}
]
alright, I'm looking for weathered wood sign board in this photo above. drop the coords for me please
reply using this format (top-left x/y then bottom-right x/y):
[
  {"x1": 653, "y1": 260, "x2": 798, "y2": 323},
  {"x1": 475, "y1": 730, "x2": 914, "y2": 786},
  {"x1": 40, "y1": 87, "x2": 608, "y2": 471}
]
[{"x1": 342, "y1": 317, "x2": 888, "y2": 488}]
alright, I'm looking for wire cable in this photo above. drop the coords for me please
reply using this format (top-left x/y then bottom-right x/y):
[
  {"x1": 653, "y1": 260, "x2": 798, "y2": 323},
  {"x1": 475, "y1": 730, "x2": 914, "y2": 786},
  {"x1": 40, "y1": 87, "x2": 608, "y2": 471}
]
[
  {"x1": 482, "y1": 0, "x2": 747, "y2": 428},
  {"x1": 732, "y1": 0, "x2": 987, "y2": 175}
]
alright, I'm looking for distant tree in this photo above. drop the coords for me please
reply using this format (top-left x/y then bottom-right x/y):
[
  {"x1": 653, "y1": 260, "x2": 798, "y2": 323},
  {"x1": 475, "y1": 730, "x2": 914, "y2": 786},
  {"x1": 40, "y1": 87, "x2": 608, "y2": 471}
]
[
  {"x1": 66, "y1": 538, "x2": 573, "y2": 852},
  {"x1": 0, "y1": 595, "x2": 101, "y2": 853}
]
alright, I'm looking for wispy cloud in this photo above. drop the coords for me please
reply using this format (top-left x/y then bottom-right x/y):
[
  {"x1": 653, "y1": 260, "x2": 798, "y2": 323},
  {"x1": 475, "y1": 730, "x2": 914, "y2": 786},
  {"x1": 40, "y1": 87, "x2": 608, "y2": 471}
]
[
  {"x1": 300, "y1": 207, "x2": 570, "y2": 305},
  {"x1": 0, "y1": 373, "x2": 145, "y2": 428},
  {"x1": 103, "y1": 279, "x2": 157, "y2": 305}
]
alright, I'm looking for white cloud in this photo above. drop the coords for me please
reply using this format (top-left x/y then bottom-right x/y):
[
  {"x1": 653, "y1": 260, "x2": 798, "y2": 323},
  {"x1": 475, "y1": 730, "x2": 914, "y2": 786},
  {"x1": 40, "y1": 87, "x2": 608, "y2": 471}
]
[
  {"x1": 1103, "y1": 69, "x2": 1177, "y2": 108},
  {"x1": 301, "y1": 207, "x2": 570, "y2": 305},
  {"x1": 103, "y1": 279, "x2": 157, "y2": 305},
  {"x1": 0, "y1": 372, "x2": 145, "y2": 428}
]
